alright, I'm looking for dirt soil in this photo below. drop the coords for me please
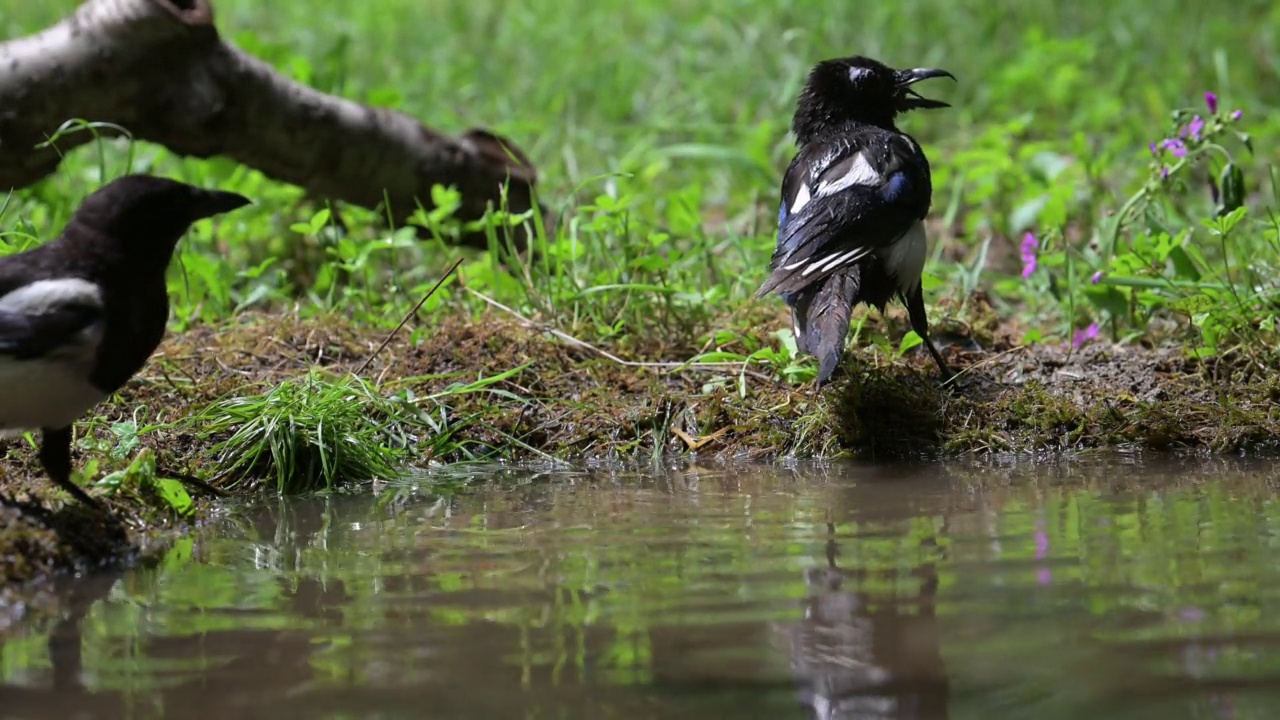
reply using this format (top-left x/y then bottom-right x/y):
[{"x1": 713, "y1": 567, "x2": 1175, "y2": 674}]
[{"x1": 3, "y1": 305, "x2": 1278, "y2": 610}]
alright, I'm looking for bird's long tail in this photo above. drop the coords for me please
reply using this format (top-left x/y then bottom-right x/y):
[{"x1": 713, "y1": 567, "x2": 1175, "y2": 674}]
[{"x1": 788, "y1": 267, "x2": 860, "y2": 386}]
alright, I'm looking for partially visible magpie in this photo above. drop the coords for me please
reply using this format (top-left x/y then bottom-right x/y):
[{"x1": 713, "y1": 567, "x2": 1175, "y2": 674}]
[
  {"x1": 757, "y1": 55, "x2": 956, "y2": 387},
  {"x1": 0, "y1": 175, "x2": 251, "y2": 509}
]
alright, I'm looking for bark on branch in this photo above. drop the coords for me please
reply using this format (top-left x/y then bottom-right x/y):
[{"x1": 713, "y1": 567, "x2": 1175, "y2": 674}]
[{"x1": 0, "y1": 0, "x2": 543, "y2": 249}]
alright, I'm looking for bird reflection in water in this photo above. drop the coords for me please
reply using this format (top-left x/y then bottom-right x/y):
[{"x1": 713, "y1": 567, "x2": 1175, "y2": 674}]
[{"x1": 788, "y1": 521, "x2": 950, "y2": 720}]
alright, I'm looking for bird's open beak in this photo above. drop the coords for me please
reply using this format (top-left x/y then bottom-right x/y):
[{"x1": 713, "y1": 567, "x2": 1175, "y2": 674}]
[{"x1": 894, "y1": 67, "x2": 956, "y2": 111}]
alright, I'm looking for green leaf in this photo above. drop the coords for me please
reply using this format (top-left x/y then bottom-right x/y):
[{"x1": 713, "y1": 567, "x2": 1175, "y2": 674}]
[
  {"x1": 897, "y1": 331, "x2": 924, "y2": 356},
  {"x1": 1168, "y1": 246, "x2": 1201, "y2": 281},
  {"x1": 1084, "y1": 285, "x2": 1129, "y2": 318},
  {"x1": 772, "y1": 328, "x2": 799, "y2": 358},
  {"x1": 309, "y1": 208, "x2": 332, "y2": 235},
  {"x1": 1171, "y1": 294, "x2": 1214, "y2": 315},
  {"x1": 1235, "y1": 131, "x2": 1253, "y2": 155},
  {"x1": 156, "y1": 478, "x2": 195, "y2": 517},
  {"x1": 1204, "y1": 205, "x2": 1248, "y2": 236},
  {"x1": 1219, "y1": 163, "x2": 1246, "y2": 216}
]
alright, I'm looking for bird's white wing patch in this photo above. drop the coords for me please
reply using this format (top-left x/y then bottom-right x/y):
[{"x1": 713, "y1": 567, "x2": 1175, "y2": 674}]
[
  {"x1": 0, "y1": 278, "x2": 103, "y2": 314},
  {"x1": 0, "y1": 356, "x2": 106, "y2": 430},
  {"x1": 0, "y1": 277, "x2": 105, "y2": 365},
  {"x1": 815, "y1": 152, "x2": 882, "y2": 197},
  {"x1": 784, "y1": 246, "x2": 874, "y2": 275},
  {"x1": 789, "y1": 182, "x2": 813, "y2": 216},
  {"x1": 0, "y1": 277, "x2": 107, "y2": 430},
  {"x1": 880, "y1": 220, "x2": 929, "y2": 293}
]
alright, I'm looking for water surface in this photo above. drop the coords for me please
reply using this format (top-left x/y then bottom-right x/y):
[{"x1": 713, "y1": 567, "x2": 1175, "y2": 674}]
[{"x1": 4, "y1": 456, "x2": 1280, "y2": 719}]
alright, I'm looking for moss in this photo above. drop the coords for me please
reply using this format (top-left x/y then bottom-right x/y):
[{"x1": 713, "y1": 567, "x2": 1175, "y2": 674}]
[{"x1": 3, "y1": 310, "x2": 1279, "y2": 598}]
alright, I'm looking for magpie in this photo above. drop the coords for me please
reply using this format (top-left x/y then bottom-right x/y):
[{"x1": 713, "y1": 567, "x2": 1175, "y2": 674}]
[
  {"x1": 0, "y1": 175, "x2": 251, "y2": 509},
  {"x1": 757, "y1": 55, "x2": 956, "y2": 387}
]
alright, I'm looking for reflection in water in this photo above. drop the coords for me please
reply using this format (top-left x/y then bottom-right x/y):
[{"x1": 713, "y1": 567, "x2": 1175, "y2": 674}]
[
  {"x1": 1, "y1": 568, "x2": 126, "y2": 718},
  {"x1": 2, "y1": 457, "x2": 1280, "y2": 719},
  {"x1": 789, "y1": 519, "x2": 947, "y2": 720}
]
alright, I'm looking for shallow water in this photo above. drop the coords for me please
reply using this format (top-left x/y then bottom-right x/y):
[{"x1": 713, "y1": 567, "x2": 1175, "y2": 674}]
[{"x1": 4, "y1": 457, "x2": 1280, "y2": 719}]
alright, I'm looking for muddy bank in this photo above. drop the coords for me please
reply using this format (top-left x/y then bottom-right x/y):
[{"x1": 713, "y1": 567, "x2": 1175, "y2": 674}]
[{"x1": 2, "y1": 308, "x2": 1278, "y2": 600}]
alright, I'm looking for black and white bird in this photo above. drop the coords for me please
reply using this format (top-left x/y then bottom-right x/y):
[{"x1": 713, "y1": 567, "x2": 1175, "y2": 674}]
[
  {"x1": 0, "y1": 175, "x2": 251, "y2": 509},
  {"x1": 757, "y1": 55, "x2": 956, "y2": 386}
]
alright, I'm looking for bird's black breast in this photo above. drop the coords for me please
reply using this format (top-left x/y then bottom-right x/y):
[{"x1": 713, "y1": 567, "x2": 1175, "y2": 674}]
[{"x1": 89, "y1": 273, "x2": 169, "y2": 394}]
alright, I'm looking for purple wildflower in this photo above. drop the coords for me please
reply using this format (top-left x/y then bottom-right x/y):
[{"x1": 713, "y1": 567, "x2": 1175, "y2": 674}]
[
  {"x1": 1148, "y1": 142, "x2": 1159, "y2": 155},
  {"x1": 1231, "y1": 109, "x2": 1243, "y2": 121},
  {"x1": 1072, "y1": 323, "x2": 1100, "y2": 349},
  {"x1": 1205, "y1": 92, "x2": 1218, "y2": 114},
  {"x1": 1161, "y1": 167, "x2": 1170, "y2": 179},
  {"x1": 1183, "y1": 115, "x2": 1205, "y2": 141},
  {"x1": 1161, "y1": 137, "x2": 1188, "y2": 158},
  {"x1": 1090, "y1": 271, "x2": 1104, "y2": 285},
  {"x1": 1020, "y1": 232, "x2": 1038, "y2": 278}
]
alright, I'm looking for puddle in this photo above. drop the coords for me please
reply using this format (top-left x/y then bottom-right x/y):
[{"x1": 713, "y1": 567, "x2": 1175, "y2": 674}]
[{"x1": 4, "y1": 457, "x2": 1280, "y2": 719}]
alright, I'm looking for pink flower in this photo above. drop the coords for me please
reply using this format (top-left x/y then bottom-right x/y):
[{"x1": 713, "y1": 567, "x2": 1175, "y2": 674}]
[
  {"x1": 1231, "y1": 109, "x2": 1243, "y2": 120},
  {"x1": 1072, "y1": 323, "x2": 1100, "y2": 349},
  {"x1": 1090, "y1": 271, "x2": 1104, "y2": 285},
  {"x1": 1020, "y1": 232, "x2": 1038, "y2": 278},
  {"x1": 1205, "y1": 91, "x2": 1218, "y2": 114}
]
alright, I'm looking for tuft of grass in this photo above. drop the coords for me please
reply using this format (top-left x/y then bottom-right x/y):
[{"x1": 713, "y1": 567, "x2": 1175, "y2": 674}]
[{"x1": 192, "y1": 369, "x2": 419, "y2": 493}]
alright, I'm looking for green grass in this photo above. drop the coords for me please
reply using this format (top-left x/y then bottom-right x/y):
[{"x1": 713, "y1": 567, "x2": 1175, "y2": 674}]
[
  {"x1": 3, "y1": 0, "x2": 1280, "y2": 489},
  {"x1": 190, "y1": 369, "x2": 420, "y2": 492}
]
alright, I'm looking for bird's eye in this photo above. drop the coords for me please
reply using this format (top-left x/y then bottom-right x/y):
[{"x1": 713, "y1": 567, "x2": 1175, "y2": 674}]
[{"x1": 847, "y1": 67, "x2": 871, "y2": 82}]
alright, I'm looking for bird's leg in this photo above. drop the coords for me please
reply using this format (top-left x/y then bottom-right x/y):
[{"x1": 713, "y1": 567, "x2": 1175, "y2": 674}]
[
  {"x1": 906, "y1": 287, "x2": 953, "y2": 381},
  {"x1": 39, "y1": 426, "x2": 102, "y2": 510}
]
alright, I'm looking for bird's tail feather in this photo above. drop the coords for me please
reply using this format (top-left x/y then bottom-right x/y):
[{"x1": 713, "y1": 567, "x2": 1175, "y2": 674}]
[{"x1": 790, "y1": 267, "x2": 861, "y2": 386}]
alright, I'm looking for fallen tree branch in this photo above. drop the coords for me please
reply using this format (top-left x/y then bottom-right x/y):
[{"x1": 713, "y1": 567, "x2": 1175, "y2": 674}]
[{"x1": 0, "y1": 0, "x2": 543, "y2": 249}]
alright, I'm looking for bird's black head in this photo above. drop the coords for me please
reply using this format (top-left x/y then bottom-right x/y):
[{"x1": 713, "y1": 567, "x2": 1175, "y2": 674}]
[
  {"x1": 791, "y1": 55, "x2": 956, "y2": 143},
  {"x1": 70, "y1": 174, "x2": 252, "y2": 269}
]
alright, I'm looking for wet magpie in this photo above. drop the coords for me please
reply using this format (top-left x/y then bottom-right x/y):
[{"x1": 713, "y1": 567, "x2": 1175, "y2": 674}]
[
  {"x1": 757, "y1": 55, "x2": 956, "y2": 386},
  {"x1": 0, "y1": 175, "x2": 251, "y2": 509}
]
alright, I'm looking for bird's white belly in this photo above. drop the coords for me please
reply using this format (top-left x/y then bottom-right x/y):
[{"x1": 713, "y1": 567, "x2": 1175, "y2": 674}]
[
  {"x1": 0, "y1": 357, "x2": 106, "y2": 431},
  {"x1": 879, "y1": 220, "x2": 928, "y2": 293}
]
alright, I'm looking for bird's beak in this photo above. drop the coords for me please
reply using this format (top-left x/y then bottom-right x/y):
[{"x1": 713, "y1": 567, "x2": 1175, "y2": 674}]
[
  {"x1": 192, "y1": 189, "x2": 253, "y2": 220},
  {"x1": 894, "y1": 67, "x2": 956, "y2": 111}
]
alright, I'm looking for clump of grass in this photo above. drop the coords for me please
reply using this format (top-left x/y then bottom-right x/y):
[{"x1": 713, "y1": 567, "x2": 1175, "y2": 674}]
[{"x1": 193, "y1": 369, "x2": 418, "y2": 493}]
